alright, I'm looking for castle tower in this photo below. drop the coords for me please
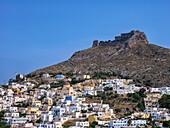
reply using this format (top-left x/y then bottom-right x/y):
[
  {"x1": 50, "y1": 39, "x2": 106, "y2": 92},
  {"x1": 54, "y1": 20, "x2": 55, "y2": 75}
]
[
  {"x1": 15, "y1": 72, "x2": 17, "y2": 79},
  {"x1": 92, "y1": 40, "x2": 99, "y2": 47}
]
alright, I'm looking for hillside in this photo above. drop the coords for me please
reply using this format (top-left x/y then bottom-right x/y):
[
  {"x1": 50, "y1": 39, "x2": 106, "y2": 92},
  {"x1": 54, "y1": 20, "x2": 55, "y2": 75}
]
[{"x1": 29, "y1": 30, "x2": 170, "y2": 87}]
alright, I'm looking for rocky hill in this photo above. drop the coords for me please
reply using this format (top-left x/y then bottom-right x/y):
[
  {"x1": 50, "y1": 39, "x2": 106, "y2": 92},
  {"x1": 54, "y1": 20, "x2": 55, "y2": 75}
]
[{"x1": 29, "y1": 30, "x2": 170, "y2": 87}]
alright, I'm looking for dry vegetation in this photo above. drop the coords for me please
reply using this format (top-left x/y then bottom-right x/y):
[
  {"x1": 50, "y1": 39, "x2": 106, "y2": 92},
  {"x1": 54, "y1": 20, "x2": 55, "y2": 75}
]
[
  {"x1": 29, "y1": 42, "x2": 170, "y2": 87},
  {"x1": 83, "y1": 90, "x2": 146, "y2": 118},
  {"x1": 63, "y1": 119, "x2": 86, "y2": 126}
]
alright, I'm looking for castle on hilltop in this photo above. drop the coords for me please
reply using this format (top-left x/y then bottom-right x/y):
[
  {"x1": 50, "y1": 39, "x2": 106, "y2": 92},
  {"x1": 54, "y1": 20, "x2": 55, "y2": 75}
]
[{"x1": 92, "y1": 30, "x2": 149, "y2": 47}]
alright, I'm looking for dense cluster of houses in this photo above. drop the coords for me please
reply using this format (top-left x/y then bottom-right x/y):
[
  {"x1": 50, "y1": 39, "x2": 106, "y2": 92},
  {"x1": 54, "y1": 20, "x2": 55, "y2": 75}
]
[
  {"x1": 99, "y1": 79, "x2": 141, "y2": 94},
  {"x1": 143, "y1": 88, "x2": 170, "y2": 122},
  {"x1": 0, "y1": 73, "x2": 169, "y2": 128}
]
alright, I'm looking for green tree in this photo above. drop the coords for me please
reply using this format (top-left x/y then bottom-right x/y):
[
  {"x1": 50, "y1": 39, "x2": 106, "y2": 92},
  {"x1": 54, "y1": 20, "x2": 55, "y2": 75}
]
[
  {"x1": 36, "y1": 118, "x2": 43, "y2": 123},
  {"x1": 0, "y1": 122, "x2": 10, "y2": 128},
  {"x1": 137, "y1": 102, "x2": 145, "y2": 111},
  {"x1": 104, "y1": 87, "x2": 110, "y2": 91},
  {"x1": 101, "y1": 95, "x2": 106, "y2": 100},
  {"x1": 114, "y1": 93, "x2": 119, "y2": 98},
  {"x1": 41, "y1": 81, "x2": 45, "y2": 84},
  {"x1": 0, "y1": 111, "x2": 5, "y2": 120},
  {"x1": 159, "y1": 94, "x2": 170, "y2": 109},
  {"x1": 115, "y1": 109, "x2": 121, "y2": 113},
  {"x1": 112, "y1": 72, "x2": 117, "y2": 76},
  {"x1": 89, "y1": 121, "x2": 98, "y2": 128},
  {"x1": 124, "y1": 76, "x2": 130, "y2": 79},
  {"x1": 133, "y1": 93, "x2": 141, "y2": 101},
  {"x1": 127, "y1": 93, "x2": 132, "y2": 97},
  {"x1": 81, "y1": 110, "x2": 87, "y2": 113},
  {"x1": 63, "y1": 126, "x2": 71, "y2": 128},
  {"x1": 0, "y1": 111, "x2": 10, "y2": 128},
  {"x1": 163, "y1": 121, "x2": 170, "y2": 127},
  {"x1": 88, "y1": 108, "x2": 93, "y2": 111},
  {"x1": 128, "y1": 119, "x2": 132, "y2": 126},
  {"x1": 145, "y1": 80, "x2": 151, "y2": 86},
  {"x1": 39, "y1": 96, "x2": 46, "y2": 101},
  {"x1": 53, "y1": 101, "x2": 56, "y2": 106}
]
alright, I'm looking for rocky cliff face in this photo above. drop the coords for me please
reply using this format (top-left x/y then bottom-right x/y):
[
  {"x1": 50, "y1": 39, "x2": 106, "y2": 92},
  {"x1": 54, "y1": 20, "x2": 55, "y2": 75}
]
[
  {"x1": 92, "y1": 30, "x2": 149, "y2": 47},
  {"x1": 29, "y1": 30, "x2": 170, "y2": 87}
]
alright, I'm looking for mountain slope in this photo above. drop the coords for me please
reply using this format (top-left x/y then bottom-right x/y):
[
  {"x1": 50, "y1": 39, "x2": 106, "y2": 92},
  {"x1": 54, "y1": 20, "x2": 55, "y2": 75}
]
[{"x1": 29, "y1": 30, "x2": 170, "y2": 87}]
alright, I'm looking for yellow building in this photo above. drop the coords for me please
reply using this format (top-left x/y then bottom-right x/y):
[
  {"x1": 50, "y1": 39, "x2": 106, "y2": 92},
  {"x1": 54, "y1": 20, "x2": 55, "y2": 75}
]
[
  {"x1": 88, "y1": 116, "x2": 98, "y2": 124},
  {"x1": 32, "y1": 100, "x2": 41, "y2": 104},
  {"x1": 43, "y1": 98, "x2": 53, "y2": 105},
  {"x1": 32, "y1": 100, "x2": 41, "y2": 107},
  {"x1": 140, "y1": 113, "x2": 150, "y2": 119},
  {"x1": 57, "y1": 82, "x2": 75, "y2": 98},
  {"x1": 132, "y1": 112, "x2": 150, "y2": 119},
  {"x1": 72, "y1": 84, "x2": 82, "y2": 89},
  {"x1": 83, "y1": 82, "x2": 95, "y2": 87},
  {"x1": 26, "y1": 107, "x2": 41, "y2": 116},
  {"x1": 72, "y1": 82, "x2": 95, "y2": 91},
  {"x1": 144, "y1": 93, "x2": 162, "y2": 107},
  {"x1": 12, "y1": 87, "x2": 20, "y2": 93}
]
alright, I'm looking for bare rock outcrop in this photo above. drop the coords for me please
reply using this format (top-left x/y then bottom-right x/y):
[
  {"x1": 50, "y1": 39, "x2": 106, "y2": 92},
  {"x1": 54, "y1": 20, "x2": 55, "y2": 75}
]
[{"x1": 29, "y1": 30, "x2": 170, "y2": 87}]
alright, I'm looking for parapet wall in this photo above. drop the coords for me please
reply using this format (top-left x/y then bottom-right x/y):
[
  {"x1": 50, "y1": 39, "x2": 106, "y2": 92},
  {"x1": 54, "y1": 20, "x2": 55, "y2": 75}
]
[{"x1": 92, "y1": 30, "x2": 149, "y2": 47}]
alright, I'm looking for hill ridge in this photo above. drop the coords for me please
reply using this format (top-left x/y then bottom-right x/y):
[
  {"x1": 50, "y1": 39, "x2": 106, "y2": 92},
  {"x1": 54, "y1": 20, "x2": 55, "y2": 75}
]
[{"x1": 29, "y1": 30, "x2": 170, "y2": 87}]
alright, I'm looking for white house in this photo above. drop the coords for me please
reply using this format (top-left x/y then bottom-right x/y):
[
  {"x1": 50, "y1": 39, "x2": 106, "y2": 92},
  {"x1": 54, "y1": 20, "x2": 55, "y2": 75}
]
[
  {"x1": 160, "y1": 87, "x2": 170, "y2": 95},
  {"x1": 75, "y1": 121, "x2": 89, "y2": 128},
  {"x1": 109, "y1": 119, "x2": 128, "y2": 127},
  {"x1": 4, "y1": 112, "x2": 19, "y2": 117},
  {"x1": 69, "y1": 106, "x2": 81, "y2": 113},
  {"x1": 53, "y1": 106, "x2": 65, "y2": 117},
  {"x1": 131, "y1": 120, "x2": 146, "y2": 127},
  {"x1": 9, "y1": 107, "x2": 18, "y2": 113},
  {"x1": 150, "y1": 88, "x2": 161, "y2": 93},
  {"x1": 43, "y1": 73, "x2": 50, "y2": 78},
  {"x1": 76, "y1": 75, "x2": 90, "y2": 80},
  {"x1": 98, "y1": 112, "x2": 105, "y2": 118},
  {"x1": 41, "y1": 111, "x2": 53, "y2": 122},
  {"x1": 39, "y1": 84, "x2": 51, "y2": 88},
  {"x1": 4, "y1": 117, "x2": 28, "y2": 125},
  {"x1": 53, "y1": 121, "x2": 62, "y2": 128},
  {"x1": 36, "y1": 123, "x2": 54, "y2": 128},
  {"x1": 0, "y1": 88, "x2": 5, "y2": 95},
  {"x1": 109, "y1": 119, "x2": 146, "y2": 127}
]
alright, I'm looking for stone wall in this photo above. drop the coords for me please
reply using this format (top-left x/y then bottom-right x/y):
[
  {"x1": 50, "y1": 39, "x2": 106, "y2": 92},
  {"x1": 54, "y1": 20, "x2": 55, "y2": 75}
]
[{"x1": 92, "y1": 30, "x2": 149, "y2": 47}]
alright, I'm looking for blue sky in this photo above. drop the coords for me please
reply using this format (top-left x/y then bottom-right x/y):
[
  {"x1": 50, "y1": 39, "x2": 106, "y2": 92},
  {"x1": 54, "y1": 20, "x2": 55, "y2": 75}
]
[{"x1": 0, "y1": 0, "x2": 170, "y2": 84}]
